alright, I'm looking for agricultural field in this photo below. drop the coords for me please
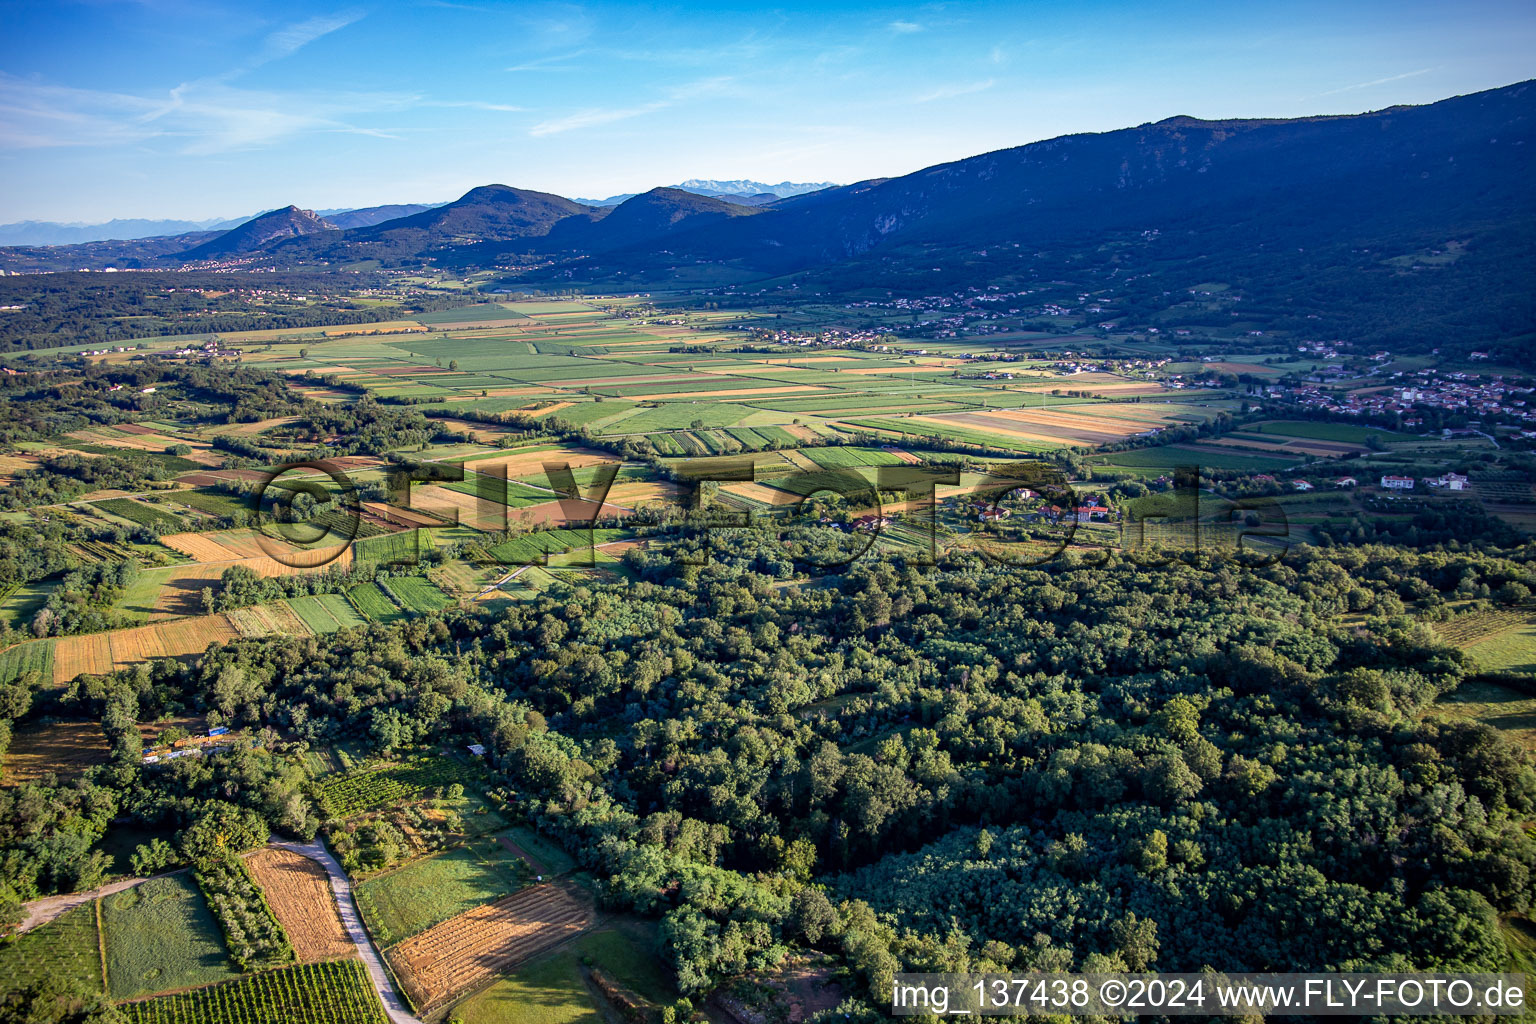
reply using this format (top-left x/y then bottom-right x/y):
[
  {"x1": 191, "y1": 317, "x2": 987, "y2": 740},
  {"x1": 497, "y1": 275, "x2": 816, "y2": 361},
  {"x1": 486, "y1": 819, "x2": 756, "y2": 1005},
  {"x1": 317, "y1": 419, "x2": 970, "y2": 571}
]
[
  {"x1": 50, "y1": 613, "x2": 241, "y2": 685},
  {"x1": 226, "y1": 601, "x2": 315, "y2": 637},
  {"x1": 287, "y1": 593, "x2": 368, "y2": 633},
  {"x1": 1435, "y1": 680, "x2": 1536, "y2": 753},
  {"x1": 0, "y1": 638, "x2": 53, "y2": 686},
  {"x1": 0, "y1": 903, "x2": 104, "y2": 1003},
  {"x1": 1085, "y1": 442, "x2": 1302, "y2": 476},
  {"x1": 346, "y1": 582, "x2": 405, "y2": 623},
  {"x1": 356, "y1": 832, "x2": 530, "y2": 946},
  {"x1": 101, "y1": 874, "x2": 240, "y2": 999},
  {"x1": 244, "y1": 847, "x2": 353, "y2": 962},
  {"x1": 195, "y1": 856, "x2": 294, "y2": 970},
  {"x1": 379, "y1": 576, "x2": 452, "y2": 614},
  {"x1": 120, "y1": 959, "x2": 387, "y2": 1024},
  {"x1": 316, "y1": 755, "x2": 484, "y2": 818},
  {"x1": 1464, "y1": 618, "x2": 1536, "y2": 676},
  {"x1": 2, "y1": 717, "x2": 106, "y2": 784},
  {"x1": 91, "y1": 497, "x2": 186, "y2": 531},
  {"x1": 449, "y1": 921, "x2": 676, "y2": 1024},
  {"x1": 799, "y1": 446, "x2": 906, "y2": 469},
  {"x1": 387, "y1": 882, "x2": 593, "y2": 1013}
]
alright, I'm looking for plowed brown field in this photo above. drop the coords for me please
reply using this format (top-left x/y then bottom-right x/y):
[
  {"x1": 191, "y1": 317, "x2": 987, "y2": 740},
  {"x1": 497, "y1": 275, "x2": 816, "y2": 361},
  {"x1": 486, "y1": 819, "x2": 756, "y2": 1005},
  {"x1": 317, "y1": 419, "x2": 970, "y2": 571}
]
[{"x1": 388, "y1": 884, "x2": 592, "y2": 1012}]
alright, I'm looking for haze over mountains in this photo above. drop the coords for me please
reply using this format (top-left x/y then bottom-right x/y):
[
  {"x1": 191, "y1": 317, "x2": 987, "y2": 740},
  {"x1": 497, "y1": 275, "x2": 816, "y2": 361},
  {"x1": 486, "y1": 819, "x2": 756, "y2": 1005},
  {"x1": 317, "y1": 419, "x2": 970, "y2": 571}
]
[
  {"x1": 1, "y1": 181, "x2": 836, "y2": 248},
  {"x1": 3, "y1": 82, "x2": 1531, "y2": 302}
]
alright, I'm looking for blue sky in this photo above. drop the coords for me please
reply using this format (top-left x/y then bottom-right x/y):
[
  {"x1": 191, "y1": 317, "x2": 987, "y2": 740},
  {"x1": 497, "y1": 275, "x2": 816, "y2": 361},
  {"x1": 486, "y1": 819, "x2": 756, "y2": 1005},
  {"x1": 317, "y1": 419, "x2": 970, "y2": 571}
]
[{"x1": 1, "y1": 0, "x2": 1533, "y2": 223}]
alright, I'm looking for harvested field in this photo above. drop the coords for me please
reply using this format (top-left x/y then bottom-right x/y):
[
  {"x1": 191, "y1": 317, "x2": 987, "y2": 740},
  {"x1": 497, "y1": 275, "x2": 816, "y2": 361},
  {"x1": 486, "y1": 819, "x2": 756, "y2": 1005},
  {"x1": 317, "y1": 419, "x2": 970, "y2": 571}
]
[
  {"x1": 226, "y1": 602, "x2": 315, "y2": 637},
  {"x1": 606, "y1": 480, "x2": 683, "y2": 505},
  {"x1": 52, "y1": 614, "x2": 240, "y2": 685},
  {"x1": 243, "y1": 847, "x2": 352, "y2": 962},
  {"x1": 52, "y1": 632, "x2": 113, "y2": 681},
  {"x1": 722, "y1": 481, "x2": 807, "y2": 506},
  {"x1": 388, "y1": 883, "x2": 593, "y2": 1013},
  {"x1": 3, "y1": 719, "x2": 107, "y2": 784},
  {"x1": 149, "y1": 563, "x2": 226, "y2": 618},
  {"x1": 160, "y1": 532, "x2": 354, "y2": 573},
  {"x1": 409, "y1": 486, "x2": 510, "y2": 531},
  {"x1": 457, "y1": 447, "x2": 618, "y2": 481}
]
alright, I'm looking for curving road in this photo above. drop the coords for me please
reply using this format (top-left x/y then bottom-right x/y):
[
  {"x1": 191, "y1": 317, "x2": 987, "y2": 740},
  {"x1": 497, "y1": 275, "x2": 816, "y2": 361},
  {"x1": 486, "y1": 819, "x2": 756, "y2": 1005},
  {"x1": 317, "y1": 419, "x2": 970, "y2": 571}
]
[{"x1": 270, "y1": 839, "x2": 423, "y2": 1024}]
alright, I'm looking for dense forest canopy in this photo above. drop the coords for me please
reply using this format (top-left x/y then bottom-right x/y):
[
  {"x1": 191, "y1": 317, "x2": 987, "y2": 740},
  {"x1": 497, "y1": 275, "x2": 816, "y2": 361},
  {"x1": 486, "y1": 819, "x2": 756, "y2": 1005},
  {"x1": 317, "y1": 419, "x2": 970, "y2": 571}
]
[{"x1": 3, "y1": 532, "x2": 1532, "y2": 1012}]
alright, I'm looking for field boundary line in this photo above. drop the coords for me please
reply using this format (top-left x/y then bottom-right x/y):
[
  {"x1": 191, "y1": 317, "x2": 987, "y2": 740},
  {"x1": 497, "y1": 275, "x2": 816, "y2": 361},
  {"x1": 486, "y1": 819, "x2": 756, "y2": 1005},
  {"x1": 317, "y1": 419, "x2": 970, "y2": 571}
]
[{"x1": 95, "y1": 895, "x2": 108, "y2": 995}]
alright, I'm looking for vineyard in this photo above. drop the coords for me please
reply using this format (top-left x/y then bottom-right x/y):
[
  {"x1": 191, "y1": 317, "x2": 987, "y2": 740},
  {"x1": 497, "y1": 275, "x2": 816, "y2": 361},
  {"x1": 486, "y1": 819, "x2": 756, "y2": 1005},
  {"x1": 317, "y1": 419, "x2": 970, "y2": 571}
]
[
  {"x1": 194, "y1": 856, "x2": 295, "y2": 970},
  {"x1": 316, "y1": 755, "x2": 483, "y2": 818},
  {"x1": 388, "y1": 883, "x2": 593, "y2": 1013},
  {"x1": 92, "y1": 497, "x2": 186, "y2": 530},
  {"x1": 0, "y1": 902, "x2": 103, "y2": 1003},
  {"x1": 120, "y1": 958, "x2": 387, "y2": 1024},
  {"x1": 1431, "y1": 606, "x2": 1531, "y2": 647}
]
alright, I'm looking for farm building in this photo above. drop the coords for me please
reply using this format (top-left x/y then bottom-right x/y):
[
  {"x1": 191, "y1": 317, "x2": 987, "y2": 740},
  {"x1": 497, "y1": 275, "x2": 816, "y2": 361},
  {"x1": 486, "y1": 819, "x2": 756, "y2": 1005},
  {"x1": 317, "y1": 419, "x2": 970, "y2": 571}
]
[{"x1": 1380, "y1": 475, "x2": 1415, "y2": 490}]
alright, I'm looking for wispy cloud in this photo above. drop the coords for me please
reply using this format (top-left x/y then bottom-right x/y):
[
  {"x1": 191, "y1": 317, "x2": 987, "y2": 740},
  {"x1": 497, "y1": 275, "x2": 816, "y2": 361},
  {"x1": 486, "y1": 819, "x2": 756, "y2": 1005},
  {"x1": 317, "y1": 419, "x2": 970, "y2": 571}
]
[
  {"x1": 1312, "y1": 67, "x2": 1437, "y2": 98},
  {"x1": 529, "y1": 101, "x2": 667, "y2": 136},
  {"x1": 528, "y1": 76, "x2": 735, "y2": 137},
  {"x1": 0, "y1": 73, "x2": 420, "y2": 153},
  {"x1": 506, "y1": 50, "x2": 590, "y2": 72},
  {"x1": 915, "y1": 78, "x2": 995, "y2": 103},
  {"x1": 421, "y1": 99, "x2": 525, "y2": 112},
  {"x1": 889, "y1": 20, "x2": 924, "y2": 33},
  {"x1": 252, "y1": 11, "x2": 364, "y2": 68}
]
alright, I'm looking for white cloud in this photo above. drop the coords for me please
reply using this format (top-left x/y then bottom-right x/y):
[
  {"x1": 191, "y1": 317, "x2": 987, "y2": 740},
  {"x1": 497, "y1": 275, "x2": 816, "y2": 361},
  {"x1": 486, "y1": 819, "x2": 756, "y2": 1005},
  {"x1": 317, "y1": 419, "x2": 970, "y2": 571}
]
[{"x1": 889, "y1": 20, "x2": 923, "y2": 33}]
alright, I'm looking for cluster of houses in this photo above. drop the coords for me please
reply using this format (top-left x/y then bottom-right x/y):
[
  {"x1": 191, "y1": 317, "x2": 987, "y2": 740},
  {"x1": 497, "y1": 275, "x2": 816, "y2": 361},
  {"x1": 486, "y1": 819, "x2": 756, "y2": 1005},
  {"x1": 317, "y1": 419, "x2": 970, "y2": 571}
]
[
  {"x1": 1275, "y1": 368, "x2": 1534, "y2": 430},
  {"x1": 1377, "y1": 472, "x2": 1469, "y2": 492},
  {"x1": 840, "y1": 285, "x2": 1123, "y2": 340}
]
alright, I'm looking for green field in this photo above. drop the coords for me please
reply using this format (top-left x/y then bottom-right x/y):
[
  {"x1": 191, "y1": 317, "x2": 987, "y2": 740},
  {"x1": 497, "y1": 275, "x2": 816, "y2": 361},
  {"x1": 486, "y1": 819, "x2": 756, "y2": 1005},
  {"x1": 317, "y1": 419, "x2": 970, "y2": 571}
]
[
  {"x1": 0, "y1": 579, "x2": 56, "y2": 631},
  {"x1": 1464, "y1": 619, "x2": 1536, "y2": 676},
  {"x1": 842, "y1": 417, "x2": 1056, "y2": 452},
  {"x1": 121, "y1": 958, "x2": 387, "y2": 1024},
  {"x1": 168, "y1": 489, "x2": 251, "y2": 518},
  {"x1": 1436, "y1": 680, "x2": 1536, "y2": 754},
  {"x1": 356, "y1": 833, "x2": 529, "y2": 946},
  {"x1": 287, "y1": 593, "x2": 369, "y2": 633},
  {"x1": 101, "y1": 874, "x2": 239, "y2": 999},
  {"x1": 0, "y1": 903, "x2": 104, "y2": 1003},
  {"x1": 449, "y1": 921, "x2": 674, "y2": 1024},
  {"x1": 1087, "y1": 443, "x2": 1301, "y2": 474},
  {"x1": 0, "y1": 638, "x2": 53, "y2": 686},
  {"x1": 353, "y1": 530, "x2": 431, "y2": 566},
  {"x1": 1251, "y1": 420, "x2": 1400, "y2": 443},
  {"x1": 380, "y1": 576, "x2": 453, "y2": 614},
  {"x1": 348, "y1": 582, "x2": 406, "y2": 623},
  {"x1": 800, "y1": 446, "x2": 907, "y2": 468}
]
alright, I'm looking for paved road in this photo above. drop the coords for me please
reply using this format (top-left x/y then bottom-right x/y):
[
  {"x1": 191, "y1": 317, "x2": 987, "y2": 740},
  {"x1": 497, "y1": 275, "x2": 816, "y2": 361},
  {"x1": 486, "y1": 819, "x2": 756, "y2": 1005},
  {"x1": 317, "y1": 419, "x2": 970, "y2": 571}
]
[{"x1": 271, "y1": 839, "x2": 423, "y2": 1024}]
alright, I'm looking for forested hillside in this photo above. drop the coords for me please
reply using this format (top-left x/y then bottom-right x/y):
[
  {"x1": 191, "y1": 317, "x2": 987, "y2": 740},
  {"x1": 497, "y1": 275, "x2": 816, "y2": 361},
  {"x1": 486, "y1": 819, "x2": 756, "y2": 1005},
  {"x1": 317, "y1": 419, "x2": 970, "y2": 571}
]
[{"x1": 4, "y1": 531, "x2": 1531, "y2": 1012}]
